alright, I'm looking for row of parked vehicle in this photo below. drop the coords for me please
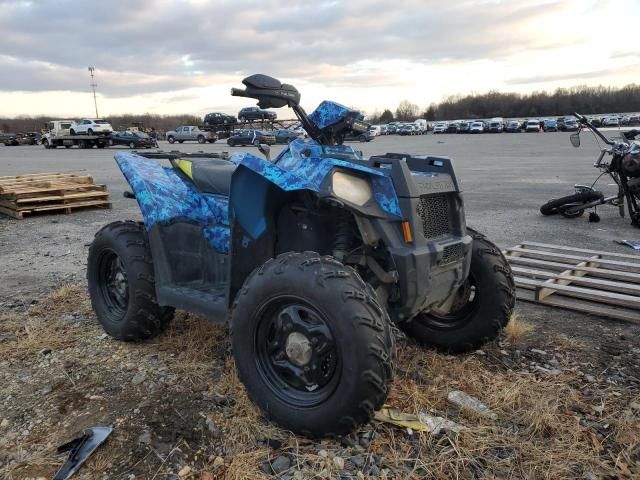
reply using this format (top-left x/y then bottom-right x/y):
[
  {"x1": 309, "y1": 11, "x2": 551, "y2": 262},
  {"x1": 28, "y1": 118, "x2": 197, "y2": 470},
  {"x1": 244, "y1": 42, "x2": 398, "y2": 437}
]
[{"x1": 428, "y1": 114, "x2": 640, "y2": 134}]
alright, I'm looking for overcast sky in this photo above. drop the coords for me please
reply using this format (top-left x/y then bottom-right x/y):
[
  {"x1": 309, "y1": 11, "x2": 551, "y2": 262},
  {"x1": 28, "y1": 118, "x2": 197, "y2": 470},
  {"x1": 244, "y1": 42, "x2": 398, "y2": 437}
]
[{"x1": 0, "y1": 0, "x2": 638, "y2": 118}]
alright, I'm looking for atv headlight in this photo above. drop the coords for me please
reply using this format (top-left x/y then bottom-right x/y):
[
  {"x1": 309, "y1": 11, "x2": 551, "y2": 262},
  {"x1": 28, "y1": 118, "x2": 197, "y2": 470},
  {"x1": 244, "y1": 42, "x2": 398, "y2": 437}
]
[{"x1": 332, "y1": 172, "x2": 372, "y2": 206}]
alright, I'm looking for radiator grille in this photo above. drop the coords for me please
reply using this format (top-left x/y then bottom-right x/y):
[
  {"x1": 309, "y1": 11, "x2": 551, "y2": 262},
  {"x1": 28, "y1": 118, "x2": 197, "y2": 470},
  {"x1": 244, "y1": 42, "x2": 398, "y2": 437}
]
[
  {"x1": 416, "y1": 195, "x2": 451, "y2": 239},
  {"x1": 439, "y1": 243, "x2": 465, "y2": 265}
]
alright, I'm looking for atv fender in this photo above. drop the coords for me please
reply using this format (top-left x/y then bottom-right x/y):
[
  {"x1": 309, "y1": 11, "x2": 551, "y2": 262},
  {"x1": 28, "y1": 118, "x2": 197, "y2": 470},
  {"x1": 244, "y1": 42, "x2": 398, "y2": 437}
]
[{"x1": 115, "y1": 152, "x2": 216, "y2": 230}]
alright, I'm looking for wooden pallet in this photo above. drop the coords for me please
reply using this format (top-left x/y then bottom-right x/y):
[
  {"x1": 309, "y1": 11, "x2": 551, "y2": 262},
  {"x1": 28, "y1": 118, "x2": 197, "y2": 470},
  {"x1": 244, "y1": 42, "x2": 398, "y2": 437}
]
[
  {"x1": 0, "y1": 173, "x2": 111, "y2": 219},
  {"x1": 504, "y1": 242, "x2": 640, "y2": 323}
]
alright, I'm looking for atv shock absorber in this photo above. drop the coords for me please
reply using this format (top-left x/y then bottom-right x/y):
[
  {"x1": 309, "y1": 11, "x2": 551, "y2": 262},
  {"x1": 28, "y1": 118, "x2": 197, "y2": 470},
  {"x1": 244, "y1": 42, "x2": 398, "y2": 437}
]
[{"x1": 332, "y1": 212, "x2": 351, "y2": 261}]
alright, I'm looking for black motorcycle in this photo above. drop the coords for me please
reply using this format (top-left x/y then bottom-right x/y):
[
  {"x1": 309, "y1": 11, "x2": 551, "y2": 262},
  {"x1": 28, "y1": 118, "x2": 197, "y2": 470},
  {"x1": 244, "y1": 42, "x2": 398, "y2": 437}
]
[{"x1": 540, "y1": 113, "x2": 640, "y2": 226}]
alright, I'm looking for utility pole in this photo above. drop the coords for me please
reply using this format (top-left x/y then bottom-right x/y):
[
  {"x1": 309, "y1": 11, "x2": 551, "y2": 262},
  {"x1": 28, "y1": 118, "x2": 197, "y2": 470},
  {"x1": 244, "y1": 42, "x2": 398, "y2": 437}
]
[{"x1": 88, "y1": 66, "x2": 99, "y2": 118}]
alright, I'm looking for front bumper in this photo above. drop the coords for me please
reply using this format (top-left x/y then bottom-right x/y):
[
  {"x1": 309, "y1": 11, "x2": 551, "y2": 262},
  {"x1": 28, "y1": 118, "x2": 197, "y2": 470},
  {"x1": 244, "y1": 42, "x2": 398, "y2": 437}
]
[{"x1": 363, "y1": 153, "x2": 472, "y2": 321}]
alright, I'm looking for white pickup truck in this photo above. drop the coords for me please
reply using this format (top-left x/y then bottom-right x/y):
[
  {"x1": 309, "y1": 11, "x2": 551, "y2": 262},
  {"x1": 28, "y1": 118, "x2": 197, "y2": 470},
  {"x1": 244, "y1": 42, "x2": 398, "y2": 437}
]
[{"x1": 166, "y1": 126, "x2": 217, "y2": 144}]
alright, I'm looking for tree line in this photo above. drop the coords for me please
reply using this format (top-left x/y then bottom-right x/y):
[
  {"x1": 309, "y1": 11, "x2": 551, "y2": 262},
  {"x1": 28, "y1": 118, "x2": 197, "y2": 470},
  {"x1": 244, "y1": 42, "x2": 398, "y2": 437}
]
[
  {"x1": 2, "y1": 84, "x2": 639, "y2": 133},
  {"x1": 366, "y1": 84, "x2": 640, "y2": 123}
]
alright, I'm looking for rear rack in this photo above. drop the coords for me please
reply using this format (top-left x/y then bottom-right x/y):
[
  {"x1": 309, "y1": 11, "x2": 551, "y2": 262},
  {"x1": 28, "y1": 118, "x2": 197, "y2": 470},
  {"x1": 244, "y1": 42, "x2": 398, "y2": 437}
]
[{"x1": 135, "y1": 150, "x2": 230, "y2": 161}]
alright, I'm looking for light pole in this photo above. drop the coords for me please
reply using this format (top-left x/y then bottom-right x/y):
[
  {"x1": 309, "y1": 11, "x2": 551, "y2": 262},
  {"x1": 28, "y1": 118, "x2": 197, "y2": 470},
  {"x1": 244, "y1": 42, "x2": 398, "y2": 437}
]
[{"x1": 88, "y1": 66, "x2": 99, "y2": 118}]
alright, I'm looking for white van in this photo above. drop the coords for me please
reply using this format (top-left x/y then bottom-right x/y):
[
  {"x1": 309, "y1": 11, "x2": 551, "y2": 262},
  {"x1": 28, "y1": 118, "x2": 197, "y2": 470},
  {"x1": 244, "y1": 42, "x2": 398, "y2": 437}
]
[{"x1": 413, "y1": 119, "x2": 427, "y2": 134}]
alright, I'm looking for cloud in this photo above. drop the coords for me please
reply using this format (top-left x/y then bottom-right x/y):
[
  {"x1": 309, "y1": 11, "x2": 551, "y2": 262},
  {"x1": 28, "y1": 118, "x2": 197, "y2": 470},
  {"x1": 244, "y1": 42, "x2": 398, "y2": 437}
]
[{"x1": 0, "y1": 0, "x2": 638, "y2": 115}]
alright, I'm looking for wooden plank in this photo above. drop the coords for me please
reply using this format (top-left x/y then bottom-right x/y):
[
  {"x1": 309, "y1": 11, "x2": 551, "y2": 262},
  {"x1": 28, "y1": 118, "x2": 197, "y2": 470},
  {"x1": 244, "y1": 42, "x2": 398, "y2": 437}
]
[
  {"x1": 0, "y1": 204, "x2": 23, "y2": 219},
  {"x1": 2, "y1": 185, "x2": 107, "y2": 199},
  {"x1": 512, "y1": 267, "x2": 640, "y2": 295},
  {"x1": 537, "y1": 258, "x2": 595, "y2": 301},
  {"x1": 505, "y1": 256, "x2": 640, "y2": 283},
  {"x1": 25, "y1": 199, "x2": 111, "y2": 213},
  {"x1": 521, "y1": 241, "x2": 640, "y2": 261},
  {"x1": 505, "y1": 246, "x2": 640, "y2": 272},
  {"x1": 516, "y1": 277, "x2": 640, "y2": 309},
  {"x1": 13, "y1": 190, "x2": 109, "y2": 205},
  {"x1": 516, "y1": 288, "x2": 640, "y2": 323}
]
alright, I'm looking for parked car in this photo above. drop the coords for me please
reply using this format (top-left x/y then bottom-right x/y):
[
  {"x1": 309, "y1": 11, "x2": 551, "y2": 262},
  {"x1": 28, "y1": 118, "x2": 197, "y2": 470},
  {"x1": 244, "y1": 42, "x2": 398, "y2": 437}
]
[
  {"x1": 340, "y1": 130, "x2": 374, "y2": 142},
  {"x1": 70, "y1": 119, "x2": 113, "y2": 135},
  {"x1": 226, "y1": 129, "x2": 276, "y2": 146},
  {"x1": 238, "y1": 107, "x2": 277, "y2": 122},
  {"x1": 166, "y1": 126, "x2": 217, "y2": 144},
  {"x1": 563, "y1": 119, "x2": 579, "y2": 131},
  {"x1": 629, "y1": 115, "x2": 640, "y2": 126},
  {"x1": 398, "y1": 124, "x2": 416, "y2": 135},
  {"x1": 17, "y1": 132, "x2": 41, "y2": 145},
  {"x1": 543, "y1": 119, "x2": 558, "y2": 132},
  {"x1": 505, "y1": 120, "x2": 521, "y2": 133},
  {"x1": 469, "y1": 121, "x2": 484, "y2": 133},
  {"x1": 109, "y1": 131, "x2": 157, "y2": 149},
  {"x1": 488, "y1": 118, "x2": 504, "y2": 133},
  {"x1": 204, "y1": 112, "x2": 237, "y2": 129},
  {"x1": 447, "y1": 122, "x2": 459, "y2": 133},
  {"x1": 457, "y1": 122, "x2": 470, "y2": 134},
  {"x1": 433, "y1": 122, "x2": 447, "y2": 134},
  {"x1": 273, "y1": 129, "x2": 300, "y2": 144},
  {"x1": 387, "y1": 123, "x2": 399, "y2": 134},
  {"x1": 525, "y1": 120, "x2": 541, "y2": 132},
  {"x1": 1, "y1": 133, "x2": 18, "y2": 146},
  {"x1": 589, "y1": 117, "x2": 602, "y2": 127},
  {"x1": 603, "y1": 116, "x2": 620, "y2": 127},
  {"x1": 379, "y1": 125, "x2": 388, "y2": 135}
]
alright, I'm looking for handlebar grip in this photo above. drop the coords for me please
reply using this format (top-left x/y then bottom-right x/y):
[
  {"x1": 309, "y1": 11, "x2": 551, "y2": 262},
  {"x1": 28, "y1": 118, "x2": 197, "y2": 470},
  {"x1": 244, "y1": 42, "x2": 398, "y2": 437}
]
[{"x1": 230, "y1": 88, "x2": 247, "y2": 97}]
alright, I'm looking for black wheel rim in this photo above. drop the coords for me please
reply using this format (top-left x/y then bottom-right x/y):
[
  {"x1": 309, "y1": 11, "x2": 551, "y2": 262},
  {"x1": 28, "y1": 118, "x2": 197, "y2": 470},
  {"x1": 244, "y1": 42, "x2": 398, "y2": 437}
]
[
  {"x1": 420, "y1": 274, "x2": 479, "y2": 330},
  {"x1": 97, "y1": 249, "x2": 129, "y2": 318},
  {"x1": 254, "y1": 296, "x2": 340, "y2": 406}
]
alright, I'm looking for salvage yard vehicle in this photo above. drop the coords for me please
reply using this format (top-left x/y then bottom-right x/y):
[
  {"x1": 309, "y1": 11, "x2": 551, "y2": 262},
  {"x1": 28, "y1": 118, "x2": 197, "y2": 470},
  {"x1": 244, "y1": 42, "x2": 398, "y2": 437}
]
[
  {"x1": 469, "y1": 121, "x2": 484, "y2": 133},
  {"x1": 505, "y1": 120, "x2": 521, "y2": 133},
  {"x1": 273, "y1": 128, "x2": 300, "y2": 144},
  {"x1": 166, "y1": 126, "x2": 217, "y2": 144},
  {"x1": 70, "y1": 119, "x2": 113, "y2": 136},
  {"x1": 226, "y1": 129, "x2": 276, "y2": 146},
  {"x1": 42, "y1": 120, "x2": 109, "y2": 149},
  {"x1": 541, "y1": 114, "x2": 640, "y2": 226},
  {"x1": 238, "y1": 106, "x2": 277, "y2": 122},
  {"x1": 204, "y1": 112, "x2": 237, "y2": 129},
  {"x1": 87, "y1": 74, "x2": 515, "y2": 437},
  {"x1": 109, "y1": 131, "x2": 157, "y2": 149},
  {"x1": 433, "y1": 122, "x2": 447, "y2": 133},
  {"x1": 525, "y1": 119, "x2": 541, "y2": 132}
]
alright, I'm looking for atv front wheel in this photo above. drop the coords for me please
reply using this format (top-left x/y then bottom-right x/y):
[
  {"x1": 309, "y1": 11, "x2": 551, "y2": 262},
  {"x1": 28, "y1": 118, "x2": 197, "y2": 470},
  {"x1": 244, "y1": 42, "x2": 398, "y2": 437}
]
[
  {"x1": 231, "y1": 252, "x2": 393, "y2": 437},
  {"x1": 87, "y1": 221, "x2": 174, "y2": 341},
  {"x1": 400, "y1": 229, "x2": 515, "y2": 353}
]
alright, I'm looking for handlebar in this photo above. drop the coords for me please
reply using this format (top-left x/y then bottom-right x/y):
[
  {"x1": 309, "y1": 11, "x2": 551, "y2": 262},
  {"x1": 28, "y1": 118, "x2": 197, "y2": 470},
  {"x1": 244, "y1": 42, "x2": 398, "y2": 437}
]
[
  {"x1": 573, "y1": 112, "x2": 614, "y2": 146},
  {"x1": 230, "y1": 88, "x2": 248, "y2": 97}
]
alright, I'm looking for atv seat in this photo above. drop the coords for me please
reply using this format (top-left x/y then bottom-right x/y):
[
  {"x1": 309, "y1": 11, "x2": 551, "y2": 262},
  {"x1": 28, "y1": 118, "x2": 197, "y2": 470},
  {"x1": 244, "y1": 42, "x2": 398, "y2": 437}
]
[{"x1": 190, "y1": 159, "x2": 237, "y2": 196}]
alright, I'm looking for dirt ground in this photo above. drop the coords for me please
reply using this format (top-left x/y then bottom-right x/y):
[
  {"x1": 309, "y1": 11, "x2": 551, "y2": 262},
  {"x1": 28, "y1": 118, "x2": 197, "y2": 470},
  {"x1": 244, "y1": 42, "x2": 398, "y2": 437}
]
[
  {"x1": 1, "y1": 286, "x2": 638, "y2": 480},
  {"x1": 1, "y1": 135, "x2": 640, "y2": 478}
]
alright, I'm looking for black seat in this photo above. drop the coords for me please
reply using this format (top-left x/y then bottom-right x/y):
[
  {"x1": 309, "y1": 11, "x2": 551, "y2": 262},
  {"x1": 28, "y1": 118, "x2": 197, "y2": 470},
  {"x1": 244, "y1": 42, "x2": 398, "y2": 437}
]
[{"x1": 190, "y1": 159, "x2": 237, "y2": 196}]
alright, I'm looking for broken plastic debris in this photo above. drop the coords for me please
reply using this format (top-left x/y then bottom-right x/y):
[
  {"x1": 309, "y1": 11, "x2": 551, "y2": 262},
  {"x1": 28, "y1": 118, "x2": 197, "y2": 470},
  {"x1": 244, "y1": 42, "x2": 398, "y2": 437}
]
[
  {"x1": 374, "y1": 406, "x2": 465, "y2": 434},
  {"x1": 447, "y1": 390, "x2": 497, "y2": 419},
  {"x1": 615, "y1": 239, "x2": 640, "y2": 250},
  {"x1": 53, "y1": 426, "x2": 113, "y2": 480}
]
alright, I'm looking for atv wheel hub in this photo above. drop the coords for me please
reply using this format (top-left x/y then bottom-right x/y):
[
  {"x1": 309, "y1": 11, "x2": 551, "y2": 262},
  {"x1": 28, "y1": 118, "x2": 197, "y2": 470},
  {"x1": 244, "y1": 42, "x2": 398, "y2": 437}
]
[{"x1": 285, "y1": 332, "x2": 312, "y2": 366}]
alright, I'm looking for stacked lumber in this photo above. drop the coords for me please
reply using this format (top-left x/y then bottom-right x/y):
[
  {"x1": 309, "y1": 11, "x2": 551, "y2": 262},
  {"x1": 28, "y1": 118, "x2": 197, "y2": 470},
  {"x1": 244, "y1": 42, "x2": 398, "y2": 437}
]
[
  {"x1": 0, "y1": 172, "x2": 111, "y2": 219},
  {"x1": 504, "y1": 241, "x2": 640, "y2": 323}
]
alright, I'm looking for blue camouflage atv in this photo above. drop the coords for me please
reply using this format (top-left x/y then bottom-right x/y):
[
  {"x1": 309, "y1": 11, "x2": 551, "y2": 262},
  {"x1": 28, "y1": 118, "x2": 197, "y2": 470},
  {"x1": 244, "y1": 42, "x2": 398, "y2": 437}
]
[{"x1": 87, "y1": 74, "x2": 515, "y2": 437}]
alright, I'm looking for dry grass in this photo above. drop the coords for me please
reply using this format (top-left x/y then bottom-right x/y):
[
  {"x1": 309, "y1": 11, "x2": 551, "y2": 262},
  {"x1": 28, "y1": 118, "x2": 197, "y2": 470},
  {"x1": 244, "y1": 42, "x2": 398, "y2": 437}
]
[
  {"x1": 1, "y1": 286, "x2": 639, "y2": 480},
  {"x1": 503, "y1": 312, "x2": 534, "y2": 343}
]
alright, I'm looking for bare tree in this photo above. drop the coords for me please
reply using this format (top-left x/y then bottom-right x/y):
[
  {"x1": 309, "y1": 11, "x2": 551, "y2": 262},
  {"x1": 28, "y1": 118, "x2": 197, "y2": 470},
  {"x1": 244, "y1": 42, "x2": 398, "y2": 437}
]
[{"x1": 395, "y1": 100, "x2": 419, "y2": 121}]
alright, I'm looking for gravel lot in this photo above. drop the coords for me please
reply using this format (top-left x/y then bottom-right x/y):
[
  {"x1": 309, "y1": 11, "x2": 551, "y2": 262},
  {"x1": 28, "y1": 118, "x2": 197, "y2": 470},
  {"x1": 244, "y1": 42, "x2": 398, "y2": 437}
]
[
  {"x1": 1, "y1": 132, "x2": 639, "y2": 479},
  {"x1": 0, "y1": 131, "x2": 636, "y2": 303}
]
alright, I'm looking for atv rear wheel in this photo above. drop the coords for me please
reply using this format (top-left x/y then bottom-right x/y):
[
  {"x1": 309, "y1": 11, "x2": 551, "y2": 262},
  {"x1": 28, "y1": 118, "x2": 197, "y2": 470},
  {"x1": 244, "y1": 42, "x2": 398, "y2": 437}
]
[
  {"x1": 400, "y1": 229, "x2": 515, "y2": 353},
  {"x1": 231, "y1": 252, "x2": 393, "y2": 437},
  {"x1": 87, "y1": 221, "x2": 174, "y2": 341}
]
